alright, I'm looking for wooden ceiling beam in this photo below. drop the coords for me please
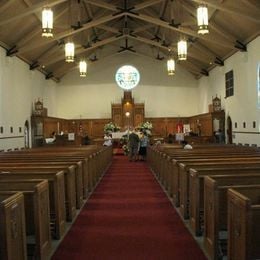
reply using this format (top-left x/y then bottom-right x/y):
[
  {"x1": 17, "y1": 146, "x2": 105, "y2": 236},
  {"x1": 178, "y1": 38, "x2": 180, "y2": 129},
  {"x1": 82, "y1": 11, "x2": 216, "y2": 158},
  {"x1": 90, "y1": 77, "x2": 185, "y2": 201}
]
[
  {"x1": 182, "y1": 1, "x2": 238, "y2": 44},
  {"x1": 15, "y1": 6, "x2": 68, "y2": 49},
  {"x1": 190, "y1": 0, "x2": 260, "y2": 23},
  {"x1": 184, "y1": 60, "x2": 205, "y2": 74},
  {"x1": 127, "y1": 35, "x2": 210, "y2": 65},
  {"x1": 83, "y1": 0, "x2": 118, "y2": 11},
  {"x1": 23, "y1": 0, "x2": 42, "y2": 21},
  {"x1": 133, "y1": 0, "x2": 165, "y2": 11},
  {"x1": 0, "y1": 0, "x2": 17, "y2": 14},
  {"x1": 18, "y1": 12, "x2": 125, "y2": 54},
  {"x1": 56, "y1": 51, "x2": 124, "y2": 79},
  {"x1": 42, "y1": 35, "x2": 125, "y2": 67},
  {"x1": 36, "y1": 43, "x2": 62, "y2": 61},
  {"x1": 97, "y1": 25, "x2": 119, "y2": 34},
  {"x1": 191, "y1": 41, "x2": 218, "y2": 59},
  {"x1": 134, "y1": 24, "x2": 155, "y2": 33},
  {"x1": 127, "y1": 12, "x2": 234, "y2": 49},
  {"x1": 0, "y1": 0, "x2": 67, "y2": 26},
  {"x1": 179, "y1": 62, "x2": 201, "y2": 76}
]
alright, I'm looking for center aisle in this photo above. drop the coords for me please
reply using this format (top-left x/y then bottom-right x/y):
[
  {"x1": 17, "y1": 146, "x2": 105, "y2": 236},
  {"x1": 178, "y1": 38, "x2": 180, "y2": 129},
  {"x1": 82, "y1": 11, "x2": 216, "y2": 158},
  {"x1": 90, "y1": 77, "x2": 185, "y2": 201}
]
[{"x1": 52, "y1": 156, "x2": 207, "y2": 260}]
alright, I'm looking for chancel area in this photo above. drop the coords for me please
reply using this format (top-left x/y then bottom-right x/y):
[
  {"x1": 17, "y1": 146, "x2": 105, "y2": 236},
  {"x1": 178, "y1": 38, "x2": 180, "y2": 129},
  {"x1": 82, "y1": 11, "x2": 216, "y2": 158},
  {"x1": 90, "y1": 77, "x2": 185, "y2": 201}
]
[{"x1": 0, "y1": 0, "x2": 260, "y2": 259}]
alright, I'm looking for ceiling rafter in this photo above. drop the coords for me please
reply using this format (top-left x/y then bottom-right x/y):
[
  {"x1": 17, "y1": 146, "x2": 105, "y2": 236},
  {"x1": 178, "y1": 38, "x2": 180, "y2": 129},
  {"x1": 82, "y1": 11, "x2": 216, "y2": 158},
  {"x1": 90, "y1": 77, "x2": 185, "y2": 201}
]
[
  {"x1": 133, "y1": 0, "x2": 165, "y2": 11},
  {"x1": 15, "y1": 4, "x2": 68, "y2": 49},
  {"x1": 0, "y1": 0, "x2": 67, "y2": 26},
  {"x1": 23, "y1": 0, "x2": 42, "y2": 21},
  {"x1": 42, "y1": 35, "x2": 125, "y2": 67},
  {"x1": 127, "y1": 12, "x2": 235, "y2": 49},
  {"x1": 127, "y1": 34, "x2": 209, "y2": 66},
  {"x1": 97, "y1": 25, "x2": 119, "y2": 34},
  {"x1": 83, "y1": 0, "x2": 118, "y2": 11},
  {"x1": 182, "y1": 1, "x2": 238, "y2": 45},
  {"x1": 84, "y1": 1, "x2": 99, "y2": 41},
  {"x1": 34, "y1": 43, "x2": 62, "y2": 62},
  {"x1": 241, "y1": 0, "x2": 260, "y2": 9},
  {"x1": 18, "y1": 12, "x2": 125, "y2": 54},
  {"x1": 56, "y1": 51, "x2": 123, "y2": 79},
  {"x1": 0, "y1": 0, "x2": 16, "y2": 14},
  {"x1": 153, "y1": 0, "x2": 169, "y2": 36},
  {"x1": 191, "y1": 41, "x2": 218, "y2": 59},
  {"x1": 190, "y1": 0, "x2": 260, "y2": 23}
]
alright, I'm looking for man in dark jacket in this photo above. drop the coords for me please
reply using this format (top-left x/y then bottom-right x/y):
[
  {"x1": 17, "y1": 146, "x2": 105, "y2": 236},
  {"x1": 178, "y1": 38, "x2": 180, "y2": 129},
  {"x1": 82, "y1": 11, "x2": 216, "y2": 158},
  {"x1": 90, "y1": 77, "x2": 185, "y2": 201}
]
[{"x1": 128, "y1": 129, "x2": 140, "y2": 161}]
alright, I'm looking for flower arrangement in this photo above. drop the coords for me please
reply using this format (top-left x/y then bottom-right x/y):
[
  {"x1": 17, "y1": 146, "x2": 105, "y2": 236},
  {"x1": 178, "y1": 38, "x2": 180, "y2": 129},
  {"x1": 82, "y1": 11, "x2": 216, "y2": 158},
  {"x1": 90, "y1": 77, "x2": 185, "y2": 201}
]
[
  {"x1": 122, "y1": 144, "x2": 129, "y2": 155},
  {"x1": 139, "y1": 121, "x2": 153, "y2": 136},
  {"x1": 104, "y1": 122, "x2": 120, "y2": 133}
]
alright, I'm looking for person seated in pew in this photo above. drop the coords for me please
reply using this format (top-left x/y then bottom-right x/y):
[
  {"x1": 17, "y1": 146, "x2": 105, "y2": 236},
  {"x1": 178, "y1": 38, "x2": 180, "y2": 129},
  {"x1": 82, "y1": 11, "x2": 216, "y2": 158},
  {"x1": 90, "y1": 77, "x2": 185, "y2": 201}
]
[
  {"x1": 181, "y1": 140, "x2": 193, "y2": 149},
  {"x1": 103, "y1": 133, "x2": 113, "y2": 146}
]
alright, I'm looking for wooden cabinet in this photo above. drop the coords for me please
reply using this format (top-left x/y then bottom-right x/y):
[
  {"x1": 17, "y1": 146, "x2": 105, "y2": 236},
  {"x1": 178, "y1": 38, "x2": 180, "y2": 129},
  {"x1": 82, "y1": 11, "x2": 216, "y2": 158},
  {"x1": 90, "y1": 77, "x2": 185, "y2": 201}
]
[{"x1": 31, "y1": 116, "x2": 67, "y2": 147}]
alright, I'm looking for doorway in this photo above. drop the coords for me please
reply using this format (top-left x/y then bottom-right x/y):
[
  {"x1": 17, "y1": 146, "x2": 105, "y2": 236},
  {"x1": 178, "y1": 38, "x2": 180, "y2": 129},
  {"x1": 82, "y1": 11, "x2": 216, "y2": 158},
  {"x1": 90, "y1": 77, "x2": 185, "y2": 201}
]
[
  {"x1": 24, "y1": 120, "x2": 30, "y2": 148},
  {"x1": 226, "y1": 116, "x2": 233, "y2": 144}
]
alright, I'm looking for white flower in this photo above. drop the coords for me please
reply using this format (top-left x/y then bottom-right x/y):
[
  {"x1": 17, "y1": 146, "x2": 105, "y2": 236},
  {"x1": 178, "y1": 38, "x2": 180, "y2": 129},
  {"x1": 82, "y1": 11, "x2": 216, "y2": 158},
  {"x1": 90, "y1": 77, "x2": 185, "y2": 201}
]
[
  {"x1": 140, "y1": 121, "x2": 153, "y2": 130},
  {"x1": 104, "y1": 122, "x2": 120, "y2": 132}
]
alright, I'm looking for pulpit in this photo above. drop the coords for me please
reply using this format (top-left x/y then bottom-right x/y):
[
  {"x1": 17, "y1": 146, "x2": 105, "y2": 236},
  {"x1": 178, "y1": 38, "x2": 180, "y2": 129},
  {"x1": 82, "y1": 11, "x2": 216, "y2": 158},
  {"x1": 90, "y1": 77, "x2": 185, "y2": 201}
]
[{"x1": 111, "y1": 91, "x2": 144, "y2": 129}]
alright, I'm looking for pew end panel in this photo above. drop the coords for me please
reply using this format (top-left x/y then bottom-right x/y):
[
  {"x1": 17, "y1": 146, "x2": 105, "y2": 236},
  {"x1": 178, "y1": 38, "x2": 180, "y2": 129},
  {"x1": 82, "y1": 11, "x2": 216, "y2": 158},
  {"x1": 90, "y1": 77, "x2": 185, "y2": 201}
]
[
  {"x1": 0, "y1": 179, "x2": 52, "y2": 260},
  {"x1": 0, "y1": 192, "x2": 27, "y2": 260},
  {"x1": 228, "y1": 187, "x2": 260, "y2": 260}
]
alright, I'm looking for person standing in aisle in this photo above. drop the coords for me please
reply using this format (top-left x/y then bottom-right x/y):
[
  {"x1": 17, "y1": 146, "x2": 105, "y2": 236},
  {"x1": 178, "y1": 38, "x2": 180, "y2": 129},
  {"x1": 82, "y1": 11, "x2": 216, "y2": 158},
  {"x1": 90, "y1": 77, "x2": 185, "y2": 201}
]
[
  {"x1": 128, "y1": 128, "x2": 140, "y2": 161},
  {"x1": 139, "y1": 132, "x2": 149, "y2": 161}
]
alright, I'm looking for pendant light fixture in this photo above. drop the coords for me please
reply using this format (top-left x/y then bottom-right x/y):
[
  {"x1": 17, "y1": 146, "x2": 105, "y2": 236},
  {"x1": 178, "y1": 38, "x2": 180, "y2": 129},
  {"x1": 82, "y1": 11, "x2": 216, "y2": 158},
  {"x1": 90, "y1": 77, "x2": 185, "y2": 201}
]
[
  {"x1": 79, "y1": 60, "x2": 87, "y2": 77},
  {"x1": 197, "y1": 5, "x2": 209, "y2": 35},
  {"x1": 65, "y1": 0, "x2": 75, "y2": 63},
  {"x1": 167, "y1": 57, "x2": 175, "y2": 76},
  {"x1": 65, "y1": 42, "x2": 75, "y2": 62},
  {"x1": 177, "y1": 39, "x2": 187, "y2": 60},
  {"x1": 42, "y1": 7, "x2": 53, "y2": 38}
]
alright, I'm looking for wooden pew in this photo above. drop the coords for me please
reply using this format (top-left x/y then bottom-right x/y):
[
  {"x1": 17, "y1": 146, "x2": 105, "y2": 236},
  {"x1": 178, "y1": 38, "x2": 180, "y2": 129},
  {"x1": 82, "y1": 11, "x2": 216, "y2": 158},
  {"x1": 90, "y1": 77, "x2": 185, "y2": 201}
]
[
  {"x1": 147, "y1": 145, "x2": 260, "y2": 205},
  {"x1": 204, "y1": 177, "x2": 260, "y2": 260},
  {"x1": 0, "y1": 161, "x2": 82, "y2": 209},
  {"x1": 171, "y1": 156, "x2": 260, "y2": 206},
  {"x1": 189, "y1": 166, "x2": 260, "y2": 236},
  {"x1": 0, "y1": 165, "x2": 76, "y2": 221},
  {"x1": 178, "y1": 160, "x2": 260, "y2": 219},
  {"x1": 0, "y1": 180, "x2": 51, "y2": 260},
  {"x1": 0, "y1": 145, "x2": 112, "y2": 197},
  {"x1": 228, "y1": 186, "x2": 260, "y2": 260},
  {"x1": 0, "y1": 191, "x2": 27, "y2": 260},
  {"x1": 0, "y1": 171, "x2": 65, "y2": 239}
]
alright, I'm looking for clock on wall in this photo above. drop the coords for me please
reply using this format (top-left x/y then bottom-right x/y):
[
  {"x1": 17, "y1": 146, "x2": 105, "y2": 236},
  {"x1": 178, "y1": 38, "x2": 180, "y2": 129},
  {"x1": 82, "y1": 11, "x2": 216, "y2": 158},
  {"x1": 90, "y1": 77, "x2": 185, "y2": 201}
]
[
  {"x1": 115, "y1": 65, "x2": 140, "y2": 90},
  {"x1": 212, "y1": 95, "x2": 221, "y2": 112}
]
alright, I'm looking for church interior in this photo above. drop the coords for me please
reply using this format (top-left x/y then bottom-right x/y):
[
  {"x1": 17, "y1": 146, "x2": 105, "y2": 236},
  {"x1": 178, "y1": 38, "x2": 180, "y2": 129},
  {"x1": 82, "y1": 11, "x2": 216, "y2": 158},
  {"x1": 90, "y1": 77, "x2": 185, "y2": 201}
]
[{"x1": 0, "y1": 0, "x2": 260, "y2": 259}]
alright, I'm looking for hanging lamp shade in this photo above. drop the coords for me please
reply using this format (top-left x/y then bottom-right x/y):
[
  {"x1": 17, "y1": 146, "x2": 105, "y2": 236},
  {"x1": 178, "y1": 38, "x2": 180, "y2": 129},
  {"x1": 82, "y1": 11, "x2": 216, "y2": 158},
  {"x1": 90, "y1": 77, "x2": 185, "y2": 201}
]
[
  {"x1": 65, "y1": 42, "x2": 75, "y2": 62},
  {"x1": 177, "y1": 40, "x2": 187, "y2": 60},
  {"x1": 79, "y1": 60, "x2": 87, "y2": 77},
  {"x1": 42, "y1": 7, "x2": 53, "y2": 38},
  {"x1": 197, "y1": 5, "x2": 209, "y2": 35},
  {"x1": 167, "y1": 58, "x2": 175, "y2": 76}
]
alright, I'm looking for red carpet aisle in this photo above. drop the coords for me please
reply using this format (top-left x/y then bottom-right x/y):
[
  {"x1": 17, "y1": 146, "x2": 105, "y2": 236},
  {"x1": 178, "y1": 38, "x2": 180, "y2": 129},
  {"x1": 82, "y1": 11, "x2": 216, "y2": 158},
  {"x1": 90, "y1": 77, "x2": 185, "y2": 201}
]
[{"x1": 52, "y1": 156, "x2": 207, "y2": 260}]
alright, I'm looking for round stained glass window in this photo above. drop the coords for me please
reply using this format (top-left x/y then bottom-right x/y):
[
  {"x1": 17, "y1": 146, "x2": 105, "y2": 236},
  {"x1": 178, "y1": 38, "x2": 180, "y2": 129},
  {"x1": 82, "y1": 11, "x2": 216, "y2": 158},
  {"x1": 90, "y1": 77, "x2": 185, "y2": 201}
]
[{"x1": 115, "y1": 65, "x2": 140, "y2": 90}]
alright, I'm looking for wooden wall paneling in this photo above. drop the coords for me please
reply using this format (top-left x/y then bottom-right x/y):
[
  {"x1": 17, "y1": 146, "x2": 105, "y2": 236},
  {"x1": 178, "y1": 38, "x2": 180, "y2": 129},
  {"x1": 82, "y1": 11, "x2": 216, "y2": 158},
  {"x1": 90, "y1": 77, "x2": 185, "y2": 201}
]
[
  {"x1": 112, "y1": 105, "x2": 123, "y2": 127},
  {"x1": 134, "y1": 104, "x2": 144, "y2": 128}
]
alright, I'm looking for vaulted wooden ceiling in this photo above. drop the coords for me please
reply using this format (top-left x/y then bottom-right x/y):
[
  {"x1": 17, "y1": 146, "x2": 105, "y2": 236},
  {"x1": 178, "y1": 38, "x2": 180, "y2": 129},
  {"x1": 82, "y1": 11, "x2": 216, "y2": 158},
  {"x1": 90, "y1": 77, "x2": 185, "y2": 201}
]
[{"x1": 0, "y1": 0, "x2": 259, "y2": 81}]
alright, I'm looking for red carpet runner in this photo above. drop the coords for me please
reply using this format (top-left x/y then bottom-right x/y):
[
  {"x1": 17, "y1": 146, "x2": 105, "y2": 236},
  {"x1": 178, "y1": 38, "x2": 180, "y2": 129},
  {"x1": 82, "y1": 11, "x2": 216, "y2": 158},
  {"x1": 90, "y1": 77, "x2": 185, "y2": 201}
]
[{"x1": 52, "y1": 156, "x2": 207, "y2": 260}]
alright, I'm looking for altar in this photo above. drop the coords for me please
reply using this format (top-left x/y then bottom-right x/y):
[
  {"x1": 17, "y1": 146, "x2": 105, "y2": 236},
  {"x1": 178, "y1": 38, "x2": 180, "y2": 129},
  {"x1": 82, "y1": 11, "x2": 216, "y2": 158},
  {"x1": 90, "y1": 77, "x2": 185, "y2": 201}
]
[{"x1": 111, "y1": 131, "x2": 128, "y2": 139}]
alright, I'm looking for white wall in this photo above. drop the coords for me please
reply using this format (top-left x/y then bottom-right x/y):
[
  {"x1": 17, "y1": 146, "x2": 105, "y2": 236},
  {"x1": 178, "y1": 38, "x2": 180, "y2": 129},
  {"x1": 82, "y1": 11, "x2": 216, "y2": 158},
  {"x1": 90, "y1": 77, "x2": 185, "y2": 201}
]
[
  {"x1": 198, "y1": 36, "x2": 260, "y2": 145},
  {"x1": 57, "y1": 52, "x2": 199, "y2": 119},
  {"x1": 0, "y1": 47, "x2": 57, "y2": 150}
]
